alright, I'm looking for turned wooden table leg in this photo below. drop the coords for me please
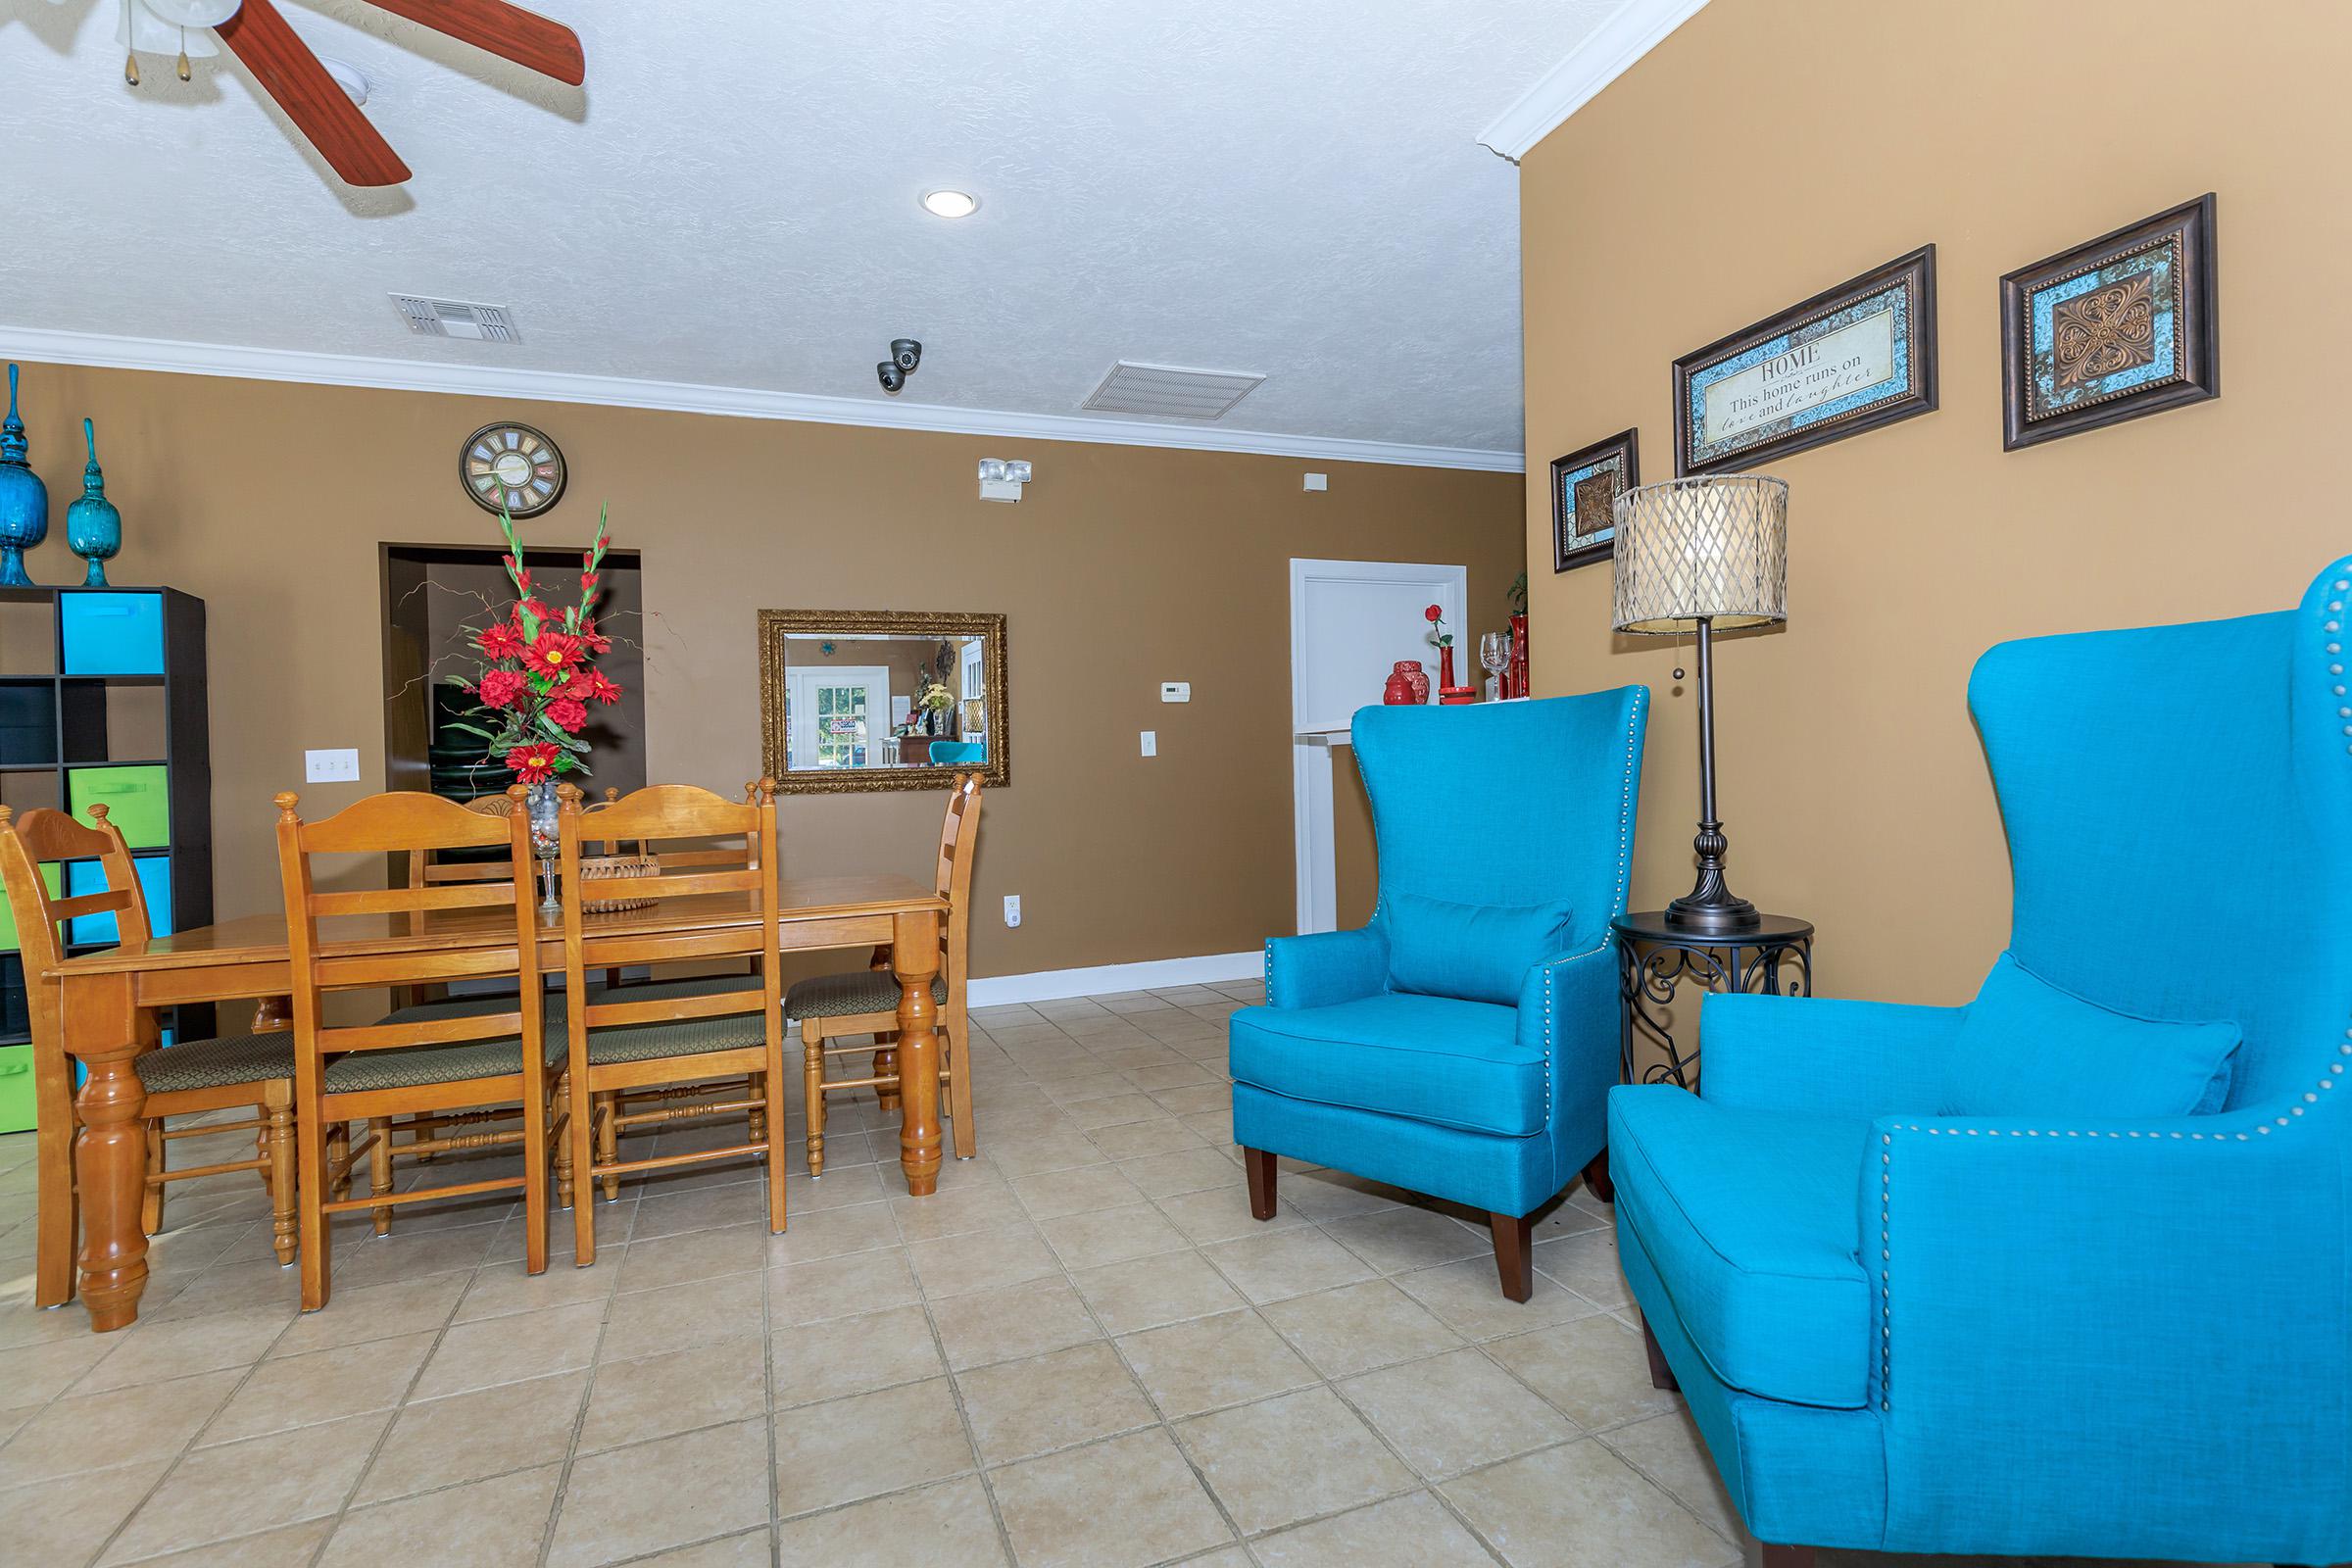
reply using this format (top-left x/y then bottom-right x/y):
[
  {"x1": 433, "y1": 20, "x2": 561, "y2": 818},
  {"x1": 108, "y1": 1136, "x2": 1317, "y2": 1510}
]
[
  {"x1": 67, "y1": 973, "x2": 154, "y2": 1332},
  {"x1": 891, "y1": 911, "x2": 944, "y2": 1198}
]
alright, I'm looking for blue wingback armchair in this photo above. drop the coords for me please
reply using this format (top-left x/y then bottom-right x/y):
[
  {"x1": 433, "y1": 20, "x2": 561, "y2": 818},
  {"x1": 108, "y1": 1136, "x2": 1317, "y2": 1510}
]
[
  {"x1": 1228, "y1": 688, "x2": 1648, "y2": 1299},
  {"x1": 1609, "y1": 560, "x2": 2352, "y2": 1568}
]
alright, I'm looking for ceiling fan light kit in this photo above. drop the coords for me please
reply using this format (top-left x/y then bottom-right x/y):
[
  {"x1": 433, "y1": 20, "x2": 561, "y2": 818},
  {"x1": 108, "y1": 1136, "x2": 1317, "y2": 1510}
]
[{"x1": 114, "y1": 0, "x2": 584, "y2": 188}]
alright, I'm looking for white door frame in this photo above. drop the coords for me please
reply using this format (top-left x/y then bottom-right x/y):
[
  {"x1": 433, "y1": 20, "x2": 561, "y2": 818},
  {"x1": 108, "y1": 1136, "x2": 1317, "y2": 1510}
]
[{"x1": 1288, "y1": 558, "x2": 1468, "y2": 935}]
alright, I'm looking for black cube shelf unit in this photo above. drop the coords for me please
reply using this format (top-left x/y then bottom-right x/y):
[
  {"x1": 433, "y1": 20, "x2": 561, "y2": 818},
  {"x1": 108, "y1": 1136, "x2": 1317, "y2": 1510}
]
[{"x1": 0, "y1": 586, "x2": 212, "y2": 1049}]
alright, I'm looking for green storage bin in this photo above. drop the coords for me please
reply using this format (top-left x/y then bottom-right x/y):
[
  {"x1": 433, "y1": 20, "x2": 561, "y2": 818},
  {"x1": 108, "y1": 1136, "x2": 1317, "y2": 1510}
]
[
  {"x1": 0, "y1": 1042, "x2": 33, "y2": 1133},
  {"x1": 0, "y1": 861, "x2": 62, "y2": 952},
  {"x1": 69, "y1": 765, "x2": 170, "y2": 850}
]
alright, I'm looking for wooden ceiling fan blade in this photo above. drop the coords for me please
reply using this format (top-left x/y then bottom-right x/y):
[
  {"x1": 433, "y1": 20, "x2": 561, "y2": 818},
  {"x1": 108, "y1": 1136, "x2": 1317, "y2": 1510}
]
[
  {"x1": 216, "y1": 0, "x2": 412, "y2": 186},
  {"x1": 366, "y1": 0, "x2": 586, "y2": 86}
]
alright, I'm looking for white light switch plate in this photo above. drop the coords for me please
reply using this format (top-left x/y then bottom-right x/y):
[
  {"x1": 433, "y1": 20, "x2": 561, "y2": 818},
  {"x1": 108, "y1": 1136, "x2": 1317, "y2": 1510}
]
[
  {"x1": 1302, "y1": 472, "x2": 1328, "y2": 492},
  {"x1": 305, "y1": 748, "x2": 361, "y2": 783},
  {"x1": 1140, "y1": 731, "x2": 1156, "y2": 757},
  {"x1": 1003, "y1": 895, "x2": 1022, "y2": 928}
]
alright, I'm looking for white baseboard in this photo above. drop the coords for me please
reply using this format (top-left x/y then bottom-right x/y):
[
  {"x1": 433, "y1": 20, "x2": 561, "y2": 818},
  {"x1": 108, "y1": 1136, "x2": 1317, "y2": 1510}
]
[{"x1": 967, "y1": 950, "x2": 1263, "y2": 1008}]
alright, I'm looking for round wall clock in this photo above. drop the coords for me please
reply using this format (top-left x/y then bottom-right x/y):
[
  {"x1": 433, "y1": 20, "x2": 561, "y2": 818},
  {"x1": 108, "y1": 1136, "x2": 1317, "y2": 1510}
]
[{"x1": 460, "y1": 422, "x2": 566, "y2": 517}]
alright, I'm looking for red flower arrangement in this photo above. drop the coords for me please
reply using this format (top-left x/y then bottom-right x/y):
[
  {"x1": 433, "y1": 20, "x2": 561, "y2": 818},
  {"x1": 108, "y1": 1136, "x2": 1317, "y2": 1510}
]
[{"x1": 447, "y1": 504, "x2": 622, "y2": 781}]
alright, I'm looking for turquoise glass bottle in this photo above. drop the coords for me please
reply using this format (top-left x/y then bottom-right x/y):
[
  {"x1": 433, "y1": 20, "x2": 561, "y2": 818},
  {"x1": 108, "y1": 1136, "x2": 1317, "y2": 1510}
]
[
  {"x1": 0, "y1": 364, "x2": 48, "y2": 587},
  {"x1": 66, "y1": 418, "x2": 122, "y2": 587}
]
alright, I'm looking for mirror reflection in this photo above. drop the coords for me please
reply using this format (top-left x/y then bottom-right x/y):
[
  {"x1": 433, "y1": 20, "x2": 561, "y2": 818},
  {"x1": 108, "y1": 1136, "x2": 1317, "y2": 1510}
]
[{"x1": 759, "y1": 611, "x2": 1007, "y2": 793}]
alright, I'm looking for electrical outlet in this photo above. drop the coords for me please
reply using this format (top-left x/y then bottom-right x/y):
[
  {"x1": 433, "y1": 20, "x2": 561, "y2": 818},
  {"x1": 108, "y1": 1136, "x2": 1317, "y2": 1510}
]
[
  {"x1": 1140, "y1": 730, "x2": 1156, "y2": 758},
  {"x1": 1159, "y1": 682, "x2": 1190, "y2": 703},
  {"x1": 1003, "y1": 895, "x2": 1022, "y2": 928},
  {"x1": 304, "y1": 748, "x2": 361, "y2": 783}
]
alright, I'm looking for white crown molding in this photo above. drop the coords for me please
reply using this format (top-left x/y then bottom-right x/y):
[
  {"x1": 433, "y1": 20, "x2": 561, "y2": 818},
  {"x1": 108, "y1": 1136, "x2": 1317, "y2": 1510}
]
[
  {"x1": 1477, "y1": 0, "x2": 1711, "y2": 164},
  {"x1": 0, "y1": 325, "x2": 1523, "y2": 474},
  {"x1": 964, "y1": 950, "x2": 1260, "y2": 1009}
]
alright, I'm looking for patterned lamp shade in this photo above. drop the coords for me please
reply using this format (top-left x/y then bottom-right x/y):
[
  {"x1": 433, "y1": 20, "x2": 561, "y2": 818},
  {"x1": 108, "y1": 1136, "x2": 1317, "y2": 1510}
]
[{"x1": 1611, "y1": 475, "x2": 1788, "y2": 634}]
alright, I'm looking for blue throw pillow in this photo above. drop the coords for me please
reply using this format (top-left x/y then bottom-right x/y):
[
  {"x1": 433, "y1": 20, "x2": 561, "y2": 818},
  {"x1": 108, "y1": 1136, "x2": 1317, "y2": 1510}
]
[
  {"x1": 1383, "y1": 891, "x2": 1575, "y2": 1006},
  {"x1": 1940, "y1": 953, "x2": 2241, "y2": 1118}
]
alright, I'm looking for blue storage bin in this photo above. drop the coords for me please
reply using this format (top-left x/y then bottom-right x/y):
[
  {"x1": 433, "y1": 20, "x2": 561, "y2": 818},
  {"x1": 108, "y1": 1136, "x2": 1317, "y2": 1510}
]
[
  {"x1": 66, "y1": 854, "x2": 171, "y2": 944},
  {"x1": 61, "y1": 593, "x2": 165, "y2": 675}
]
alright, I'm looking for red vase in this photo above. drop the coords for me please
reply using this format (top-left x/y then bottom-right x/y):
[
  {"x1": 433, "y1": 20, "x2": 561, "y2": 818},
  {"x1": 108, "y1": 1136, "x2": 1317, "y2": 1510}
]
[
  {"x1": 1383, "y1": 664, "x2": 1416, "y2": 706},
  {"x1": 1439, "y1": 643, "x2": 1457, "y2": 693},
  {"x1": 1508, "y1": 613, "x2": 1529, "y2": 699},
  {"x1": 1399, "y1": 661, "x2": 1430, "y2": 704}
]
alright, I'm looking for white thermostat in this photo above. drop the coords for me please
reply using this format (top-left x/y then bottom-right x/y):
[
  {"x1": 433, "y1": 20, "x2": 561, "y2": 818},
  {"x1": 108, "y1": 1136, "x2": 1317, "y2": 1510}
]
[{"x1": 1159, "y1": 682, "x2": 1191, "y2": 703}]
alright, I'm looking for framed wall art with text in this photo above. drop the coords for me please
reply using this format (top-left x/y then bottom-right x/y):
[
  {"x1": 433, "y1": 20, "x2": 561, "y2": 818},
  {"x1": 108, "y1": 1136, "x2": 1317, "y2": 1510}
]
[{"x1": 1672, "y1": 246, "x2": 1938, "y2": 475}]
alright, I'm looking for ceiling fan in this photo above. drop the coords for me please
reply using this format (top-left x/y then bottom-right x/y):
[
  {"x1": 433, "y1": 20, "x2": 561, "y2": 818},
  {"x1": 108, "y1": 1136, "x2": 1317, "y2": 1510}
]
[{"x1": 116, "y1": 0, "x2": 585, "y2": 187}]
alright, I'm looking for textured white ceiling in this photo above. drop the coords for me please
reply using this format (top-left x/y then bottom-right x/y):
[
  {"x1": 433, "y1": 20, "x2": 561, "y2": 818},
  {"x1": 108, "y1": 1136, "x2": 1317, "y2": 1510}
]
[{"x1": 1, "y1": 0, "x2": 1619, "y2": 461}]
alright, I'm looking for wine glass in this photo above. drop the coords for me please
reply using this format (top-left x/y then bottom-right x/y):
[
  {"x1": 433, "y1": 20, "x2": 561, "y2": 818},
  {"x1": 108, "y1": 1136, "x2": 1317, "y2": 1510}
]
[{"x1": 1479, "y1": 631, "x2": 1510, "y2": 702}]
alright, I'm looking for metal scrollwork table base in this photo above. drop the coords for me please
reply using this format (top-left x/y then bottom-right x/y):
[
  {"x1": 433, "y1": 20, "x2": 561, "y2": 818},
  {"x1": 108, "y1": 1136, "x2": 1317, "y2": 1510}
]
[{"x1": 1612, "y1": 910, "x2": 1814, "y2": 1091}]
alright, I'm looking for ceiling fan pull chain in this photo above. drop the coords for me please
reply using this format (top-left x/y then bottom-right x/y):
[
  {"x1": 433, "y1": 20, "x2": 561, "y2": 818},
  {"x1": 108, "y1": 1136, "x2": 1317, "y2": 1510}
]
[
  {"x1": 176, "y1": 27, "x2": 192, "y2": 82},
  {"x1": 124, "y1": 48, "x2": 140, "y2": 86}
]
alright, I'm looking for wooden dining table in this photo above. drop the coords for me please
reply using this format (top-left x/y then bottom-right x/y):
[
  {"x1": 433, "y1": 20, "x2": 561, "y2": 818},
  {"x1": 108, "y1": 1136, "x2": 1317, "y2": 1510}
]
[{"x1": 45, "y1": 873, "x2": 949, "y2": 1333}]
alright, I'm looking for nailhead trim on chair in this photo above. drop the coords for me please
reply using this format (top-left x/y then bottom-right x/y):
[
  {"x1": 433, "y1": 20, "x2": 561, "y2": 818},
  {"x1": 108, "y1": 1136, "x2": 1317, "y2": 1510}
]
[{"x1": 1878, "y1": 561, "x2": 2352, "y2": 1415}]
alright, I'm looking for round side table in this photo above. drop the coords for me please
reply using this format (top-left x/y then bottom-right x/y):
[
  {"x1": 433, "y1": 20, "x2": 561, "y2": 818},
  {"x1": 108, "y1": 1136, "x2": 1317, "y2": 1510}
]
[{"x1": 1611, "y1": 910, "x2": 1814, "y2": 1091}]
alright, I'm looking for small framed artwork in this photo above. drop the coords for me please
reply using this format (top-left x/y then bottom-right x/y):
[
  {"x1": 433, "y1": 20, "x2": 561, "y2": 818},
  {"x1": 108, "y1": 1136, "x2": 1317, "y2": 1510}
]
[
  {"x1": 1549, "y1": 428, "x2": 1639, "y2": 573},
  {"x1": 1673, "y1": 246, "x2": 1937, "y2": 474},
  {"x1": 1999, "y1": 194, "x2": 2218, "y2": 451}
]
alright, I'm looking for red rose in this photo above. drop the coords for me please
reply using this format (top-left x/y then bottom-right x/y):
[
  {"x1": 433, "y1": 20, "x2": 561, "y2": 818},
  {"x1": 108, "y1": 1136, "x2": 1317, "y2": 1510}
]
[
  {"x1": 546, "y1": 697, "x2": 589, "y2": 734},
  {"x1": 524, "y1": 630, "x2": 584, "y2": 679},
  {"x1": 582, "y1": 669, "x2": 622, "y2": 705},
  {"x1": 477, "y1": 668, "x2": 530, "y2": 709},
  {"x1": 1425, "y1": 605, "x2": 1442, "y2": 621},
  {"x1": 475, "y1": 621, "x2": 525, "y2": 661},
  {"x1": 505, "y1": 742, "x2": 560, "y2": 781}
]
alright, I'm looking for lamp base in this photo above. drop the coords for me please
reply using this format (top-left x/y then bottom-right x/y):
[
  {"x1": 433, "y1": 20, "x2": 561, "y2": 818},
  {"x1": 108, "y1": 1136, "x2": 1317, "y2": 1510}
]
[{"x1": 1661, "y1": 890, "x2": 1761, "y2": 935}]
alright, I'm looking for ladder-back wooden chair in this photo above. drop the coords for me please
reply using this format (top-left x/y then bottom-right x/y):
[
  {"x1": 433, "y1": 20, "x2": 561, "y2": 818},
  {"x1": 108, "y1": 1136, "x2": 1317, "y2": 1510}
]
[
  {"x1": 580, "y1": 782, "x2": 767, "y2": 1199},
  {"x1": 274, "y1": 787, "x2": 555, "y2": 1309},
  {"x1": 554, "y1": 781, "x2": 786, "y2": 1264},
  {"x1": 1, "y1": 803, "x2": 299, "y2": 1308},
  {"x1": 790, "y1": 773, "x2": 981, "y2": 1176}
]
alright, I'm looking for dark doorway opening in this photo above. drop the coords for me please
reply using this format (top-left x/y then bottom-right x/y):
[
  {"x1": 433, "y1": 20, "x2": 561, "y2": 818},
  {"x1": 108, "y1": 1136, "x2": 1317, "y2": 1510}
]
[{"x1": 379, "y1": 543, "x2": 648, "y2": 803}]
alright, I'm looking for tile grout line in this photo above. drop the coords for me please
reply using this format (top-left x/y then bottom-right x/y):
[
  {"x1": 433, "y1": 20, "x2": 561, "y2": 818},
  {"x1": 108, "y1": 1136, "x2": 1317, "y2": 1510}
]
[{"x1": 286, "y1": 1231, "x2": 482, "y2": 1568}]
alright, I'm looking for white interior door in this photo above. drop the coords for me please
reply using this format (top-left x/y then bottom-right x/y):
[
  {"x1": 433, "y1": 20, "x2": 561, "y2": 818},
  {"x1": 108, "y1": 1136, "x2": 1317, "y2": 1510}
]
[
  {"x1": 1288, "y1": 559, "x2": 1468, "y2": 935},
  {"x1": 786, "y1": 665, "x2": 890, "y2": 769}
]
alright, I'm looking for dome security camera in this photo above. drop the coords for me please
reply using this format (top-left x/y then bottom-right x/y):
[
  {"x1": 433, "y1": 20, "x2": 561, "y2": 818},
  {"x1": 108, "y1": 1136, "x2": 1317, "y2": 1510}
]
[
  {"x1": 891, "y1": 339, "x2": 922, "y2": 373},
  {"x1": 877, "y1": 361, "x2": 906, "y2": 394}
]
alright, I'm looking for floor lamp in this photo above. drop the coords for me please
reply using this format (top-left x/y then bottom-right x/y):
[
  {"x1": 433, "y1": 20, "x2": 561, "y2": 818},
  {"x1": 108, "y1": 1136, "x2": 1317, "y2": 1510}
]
[{"x1": 1611, "y1": 475, "x2": 1789, "y2": 934}]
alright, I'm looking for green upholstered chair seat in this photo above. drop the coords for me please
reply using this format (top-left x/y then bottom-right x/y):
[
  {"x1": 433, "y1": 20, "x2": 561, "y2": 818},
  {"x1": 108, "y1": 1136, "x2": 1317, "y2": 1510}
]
[
  {"x1": 785, "y1": 969, "x2": 945, "y2": 1020},
  {"x1": 324, "y1": 1033, "x2": 564, "y2": 1094},
  {"x1": 585, "y1": 973, "x2": 763, "y2": 1006},
  {"x1": 381, "y1": 989, "x2": 565, "y2": 1025},
  {"x1": 584, "y1": 1010, "x2": 772, "y2": 1066},
  {"x1": 134, "y1": 1033, "x2": 296, "y2": 1095}
]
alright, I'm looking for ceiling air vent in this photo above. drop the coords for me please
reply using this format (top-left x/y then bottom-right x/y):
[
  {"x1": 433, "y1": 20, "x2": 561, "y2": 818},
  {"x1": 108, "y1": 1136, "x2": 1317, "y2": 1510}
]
[
  {"x1": 391, "y1": 294, "x2": 520, "y2": 343},
  {"x1": 1082, "y1": 360, "x2": 1265, "y2": 420}
]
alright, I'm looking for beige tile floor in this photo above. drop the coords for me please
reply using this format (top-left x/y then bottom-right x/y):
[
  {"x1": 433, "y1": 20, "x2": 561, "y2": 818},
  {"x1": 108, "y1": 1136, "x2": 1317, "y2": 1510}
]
[{"x1": 0, "y1": 982, "x2": 2265, "y2": 1568}]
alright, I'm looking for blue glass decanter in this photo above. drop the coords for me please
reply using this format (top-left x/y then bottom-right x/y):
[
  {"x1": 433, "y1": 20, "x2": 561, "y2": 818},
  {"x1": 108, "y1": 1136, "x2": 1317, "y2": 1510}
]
[
  {"x1": 67, "y1": 418, "x2": 122, "y2": 587},
  {"x1": 0, "y1": 364, "x2": 48, "y2": 587}
]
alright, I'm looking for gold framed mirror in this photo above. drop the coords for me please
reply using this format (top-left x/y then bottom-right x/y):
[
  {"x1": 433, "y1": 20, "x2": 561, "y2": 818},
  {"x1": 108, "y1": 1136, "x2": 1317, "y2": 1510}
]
[{"x1": 759, "y1": 610, "x2": 1009, "y2": 794}]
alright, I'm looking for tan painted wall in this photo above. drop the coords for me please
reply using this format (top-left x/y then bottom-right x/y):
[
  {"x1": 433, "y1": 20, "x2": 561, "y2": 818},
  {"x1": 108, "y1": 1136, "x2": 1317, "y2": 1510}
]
[
  {"x1": 7, "y1": 363, "x2": 1520, "y2": 975},
  {"x1": 1521, "y1": 0, "x2": 2351, "y2": 1003}
]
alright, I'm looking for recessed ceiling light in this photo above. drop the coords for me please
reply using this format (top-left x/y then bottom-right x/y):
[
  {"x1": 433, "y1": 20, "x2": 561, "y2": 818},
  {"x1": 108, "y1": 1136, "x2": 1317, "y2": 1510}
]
[{"x1": 920, "y1": 189, "x2": 980, "y2": 220}]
